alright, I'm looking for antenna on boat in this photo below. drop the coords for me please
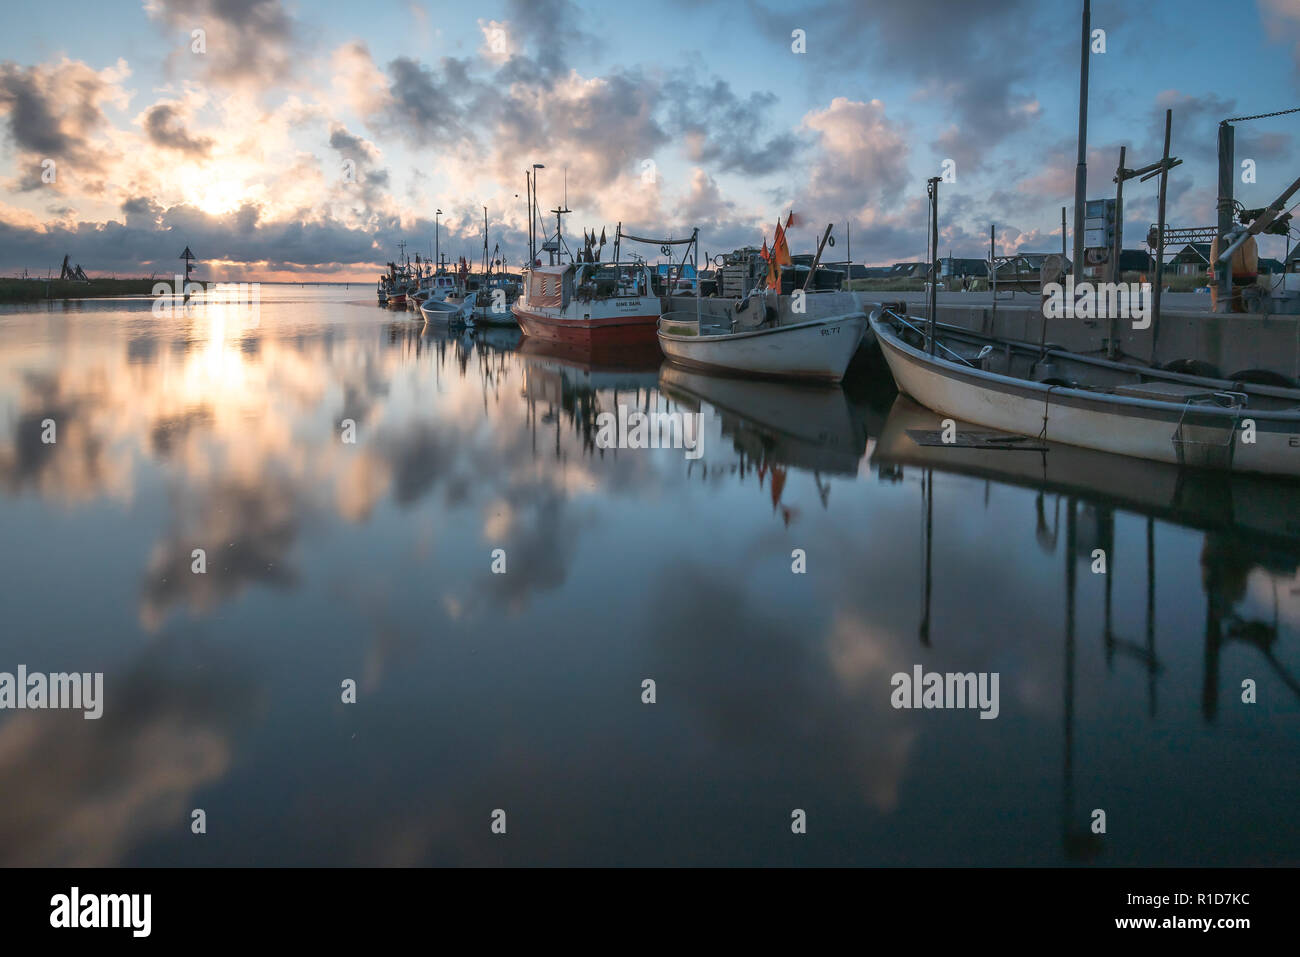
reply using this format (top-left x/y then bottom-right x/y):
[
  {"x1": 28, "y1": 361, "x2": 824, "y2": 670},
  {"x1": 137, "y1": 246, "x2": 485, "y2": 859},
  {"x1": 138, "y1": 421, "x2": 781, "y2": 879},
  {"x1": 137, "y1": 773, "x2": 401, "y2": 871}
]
[{"x1": 550, "y1": 204, "x2": 571, "y2": 265}]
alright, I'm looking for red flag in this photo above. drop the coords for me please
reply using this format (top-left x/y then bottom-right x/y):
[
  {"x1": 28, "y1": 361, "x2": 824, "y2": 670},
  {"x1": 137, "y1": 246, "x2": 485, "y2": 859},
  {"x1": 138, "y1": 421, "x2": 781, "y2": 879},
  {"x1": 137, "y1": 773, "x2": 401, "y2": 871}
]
[
  {"x1": 760, "y1": 238, "x2": 770, "y2": 261},
  {"x1": 773, "y1": 223, "x2": 791, "y2": 266},
  {"x1": 785, "y1": 211, "x2": 800, "y2": 229}
]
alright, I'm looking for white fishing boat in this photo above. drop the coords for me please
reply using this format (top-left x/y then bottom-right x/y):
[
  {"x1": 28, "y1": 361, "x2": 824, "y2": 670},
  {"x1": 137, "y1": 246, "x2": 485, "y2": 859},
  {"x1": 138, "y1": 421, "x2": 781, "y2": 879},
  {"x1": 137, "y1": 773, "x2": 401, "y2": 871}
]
[
  {"x1": 420, "y1": 295, "x2": 475, "y2": 326},
  {"x1": 869, "y1": 305, "x2": 1300, "y2": 476},
  {"x1": 657, "y1": 307, "x2": 867, "y2": 383}
]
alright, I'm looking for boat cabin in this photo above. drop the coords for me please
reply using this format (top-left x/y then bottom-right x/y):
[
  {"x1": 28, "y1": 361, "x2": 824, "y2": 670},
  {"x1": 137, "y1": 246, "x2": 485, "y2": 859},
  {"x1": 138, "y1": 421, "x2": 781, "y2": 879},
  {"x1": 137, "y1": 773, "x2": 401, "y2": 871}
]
[{"x1": 526, "y1": 262, "x2": 652, "y2": 308}]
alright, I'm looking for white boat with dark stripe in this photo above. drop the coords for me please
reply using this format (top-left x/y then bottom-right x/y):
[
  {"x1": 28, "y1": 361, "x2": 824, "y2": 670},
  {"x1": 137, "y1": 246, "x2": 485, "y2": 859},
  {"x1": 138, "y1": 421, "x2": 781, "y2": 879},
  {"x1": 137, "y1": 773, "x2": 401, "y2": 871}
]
[{"x1": 869, "y1": 305, "x2": 1300, "y2": 476}]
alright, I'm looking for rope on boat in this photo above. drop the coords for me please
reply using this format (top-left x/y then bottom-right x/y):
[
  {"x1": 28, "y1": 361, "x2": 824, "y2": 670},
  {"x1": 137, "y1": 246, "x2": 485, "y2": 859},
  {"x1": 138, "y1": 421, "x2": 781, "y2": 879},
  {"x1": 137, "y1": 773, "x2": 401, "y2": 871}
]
[{"x1": 1038, "y1": 385, "x2": 1060, "y2": 442}]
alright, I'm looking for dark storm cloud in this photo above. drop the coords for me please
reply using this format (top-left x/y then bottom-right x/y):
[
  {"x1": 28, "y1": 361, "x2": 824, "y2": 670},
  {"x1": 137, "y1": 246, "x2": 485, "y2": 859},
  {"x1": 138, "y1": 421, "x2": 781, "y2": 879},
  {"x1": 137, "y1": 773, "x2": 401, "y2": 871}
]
[
  {"x1": 663, "y1": 77, "x2": 803, "y2": 176},
  {"x1": 502, "y1": 0, "x2": 593, "y2": 77},
  {"x1": 145, "y1": 0, "x2": 296, "y2": 87},
  {"x1": 382, "y1": 57, "x2": 472, "y2": 147},
  {"x1": 0, "y1": 60, "x2": 113, "y2": 177},
  {"x1": 0, "y1": 203, "x2": 389, "y2": 276},
  {"x1": 328, "y1": 124, "x2": 391, "y2": 208},
  {"x1": 143, "y1": 103, "x2": 214, "y2": 156}
]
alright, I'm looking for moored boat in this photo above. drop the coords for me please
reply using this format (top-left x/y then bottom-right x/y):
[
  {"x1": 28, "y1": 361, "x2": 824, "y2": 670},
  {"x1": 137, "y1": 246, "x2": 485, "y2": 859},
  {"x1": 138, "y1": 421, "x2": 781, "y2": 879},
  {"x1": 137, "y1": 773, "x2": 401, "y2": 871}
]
[
  {"x1": 658, "y1": 311, "x2": 866, "y2": 383},
  {"x1": 511, "y1": 261, "x2": 660, "y2": 346},
  {"x1": 869, "y1": 305, "x2": 1300, "y2": 476},
  {"x1": 420, "y1": 295, "x2": 475, "y2": 326}
]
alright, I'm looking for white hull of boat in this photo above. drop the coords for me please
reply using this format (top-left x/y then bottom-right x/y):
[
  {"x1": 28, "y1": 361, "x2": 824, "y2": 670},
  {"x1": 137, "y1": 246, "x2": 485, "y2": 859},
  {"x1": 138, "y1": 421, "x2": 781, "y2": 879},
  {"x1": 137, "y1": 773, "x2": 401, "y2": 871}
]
[
  {"x1": 658, "y1": 314, "x2": 867, "y2": 383},
  {"x1": 870, "y1": 313, "x2": 1300, "y2": 476},
  {"x1": 420, "y1": 298, "x2": 474, "y2": 324}
]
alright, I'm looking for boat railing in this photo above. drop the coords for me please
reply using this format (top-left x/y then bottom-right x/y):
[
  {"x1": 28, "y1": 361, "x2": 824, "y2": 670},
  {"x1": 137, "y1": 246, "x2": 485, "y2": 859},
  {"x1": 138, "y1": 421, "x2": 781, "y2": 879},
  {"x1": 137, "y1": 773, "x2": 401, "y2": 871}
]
[{"x1": 881, "y1": 307, "x2": 977, "y2": 368}]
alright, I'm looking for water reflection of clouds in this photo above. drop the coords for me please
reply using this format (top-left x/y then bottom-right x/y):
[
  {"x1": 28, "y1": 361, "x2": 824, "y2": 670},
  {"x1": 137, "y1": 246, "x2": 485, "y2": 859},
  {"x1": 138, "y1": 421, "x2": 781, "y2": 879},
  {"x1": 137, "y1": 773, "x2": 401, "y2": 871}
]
[{"x1": 0, "y1": 637, "x2": 258, "y2": 866}]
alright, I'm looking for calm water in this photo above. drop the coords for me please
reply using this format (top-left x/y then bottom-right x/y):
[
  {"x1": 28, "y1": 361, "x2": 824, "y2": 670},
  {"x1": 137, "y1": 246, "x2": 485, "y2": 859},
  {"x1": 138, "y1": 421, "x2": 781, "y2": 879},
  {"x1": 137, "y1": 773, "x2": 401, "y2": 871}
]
[{"x1": 0, "y1": 284, "x2": 1296, "y2": 866}]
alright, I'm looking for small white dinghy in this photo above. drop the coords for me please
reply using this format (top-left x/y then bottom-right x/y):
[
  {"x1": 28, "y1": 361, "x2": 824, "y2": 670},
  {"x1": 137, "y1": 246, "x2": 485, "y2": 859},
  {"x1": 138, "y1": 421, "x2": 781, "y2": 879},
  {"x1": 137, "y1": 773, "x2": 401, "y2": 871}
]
[
  {"x1": 420, "y1": 296, "x2": 474, "y2": 326},
  {"x1": 657, "y1": 309, "x2": 866, "y2": 383}
]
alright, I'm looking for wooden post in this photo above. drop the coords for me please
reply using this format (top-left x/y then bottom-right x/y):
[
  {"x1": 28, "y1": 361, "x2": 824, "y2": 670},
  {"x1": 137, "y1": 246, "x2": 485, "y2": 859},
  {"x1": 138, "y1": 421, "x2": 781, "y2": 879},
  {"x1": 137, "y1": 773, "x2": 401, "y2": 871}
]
[
  {"x1": 1151, "y1": 109, "x2": 1172, "y2": 365},
  {"x1": 1215, "y1": 122, "x2": 1235, "y2": 312},
  {"x1": 1110, "y1": 146, "x2": 1126, "y2": 358},
  {"x1": 1073, "y1": 0, "x2": 1091, "y2": 281}
]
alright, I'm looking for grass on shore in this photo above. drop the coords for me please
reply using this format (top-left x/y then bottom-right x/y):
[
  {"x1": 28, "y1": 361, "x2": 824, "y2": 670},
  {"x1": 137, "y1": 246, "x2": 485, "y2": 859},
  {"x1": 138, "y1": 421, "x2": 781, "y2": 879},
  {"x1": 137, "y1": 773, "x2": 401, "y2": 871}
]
[{"x1": 0, "y1": 277, "x2": 160, "y2": 303}]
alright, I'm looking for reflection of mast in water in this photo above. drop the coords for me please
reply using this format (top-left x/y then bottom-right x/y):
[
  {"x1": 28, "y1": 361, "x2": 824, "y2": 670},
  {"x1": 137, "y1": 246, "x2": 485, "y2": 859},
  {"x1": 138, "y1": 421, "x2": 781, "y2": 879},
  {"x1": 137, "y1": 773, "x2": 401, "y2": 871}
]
[
  {"x1": 1063, "y1": 497, "x2": 1105, "y2": 861},
  {"x1": 1200, "y1": 535, "x2": 1300, "y2": 722},
  {"x1": 919, "y1": 468, "x2": 933, "y2": 648},
  {"x1": 1102, "y1": 514, "x2": 1161, "y2": 717}
]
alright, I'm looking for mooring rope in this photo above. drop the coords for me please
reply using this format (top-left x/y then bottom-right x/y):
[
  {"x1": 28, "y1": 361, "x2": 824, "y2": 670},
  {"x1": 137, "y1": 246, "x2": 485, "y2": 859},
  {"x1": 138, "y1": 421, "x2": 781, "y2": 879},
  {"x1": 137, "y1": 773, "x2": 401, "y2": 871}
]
[{"x1": 1038, "y1": 384, "x2": 1060, "y2": 442}]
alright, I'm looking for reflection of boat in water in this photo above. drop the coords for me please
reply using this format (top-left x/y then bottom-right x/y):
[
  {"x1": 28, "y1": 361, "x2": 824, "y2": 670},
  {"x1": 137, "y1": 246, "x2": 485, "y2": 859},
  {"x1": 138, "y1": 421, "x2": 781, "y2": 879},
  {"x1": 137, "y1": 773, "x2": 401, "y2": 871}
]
[
  {"x1": 471, "y1": 324, "x2": 523, "y2": 353},
  {"x1": 518, "y1": 336, "x2": 661, "y2": 404},
  {"x1": 517, "y1": 335, "x2": 661, "y2": 378},
  {"x1": 877, "y1": 393, "x2": 1300, "y2": 738},
  {"x1": 659, "y1": 364, "x2": 868, "y2": 476},
  {"x1": 516, "y1": 336, "x2": 662, "y2": 456},
  {"x1": 872, "y1": 395, "x2": 1300, "y2": 553}
]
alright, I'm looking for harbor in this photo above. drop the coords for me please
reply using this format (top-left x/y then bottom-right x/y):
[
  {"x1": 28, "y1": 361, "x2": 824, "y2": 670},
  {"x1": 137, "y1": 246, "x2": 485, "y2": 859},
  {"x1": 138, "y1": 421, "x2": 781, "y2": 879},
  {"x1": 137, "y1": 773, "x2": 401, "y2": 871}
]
[
  {"x1": 0, "y1": 0, "x2": 1298, "y2": 905},
  {"x1": 1, "y1": 284, "x2": 1297, "y2": 868}
]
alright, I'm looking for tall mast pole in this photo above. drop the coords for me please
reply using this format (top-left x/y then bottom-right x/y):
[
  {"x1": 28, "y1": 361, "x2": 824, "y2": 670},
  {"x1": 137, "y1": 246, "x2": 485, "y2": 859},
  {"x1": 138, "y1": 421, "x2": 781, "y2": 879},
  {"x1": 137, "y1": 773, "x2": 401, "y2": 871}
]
[
  {"x1": 1073, "y1": 0, "x2": 1091, "y2": 280},
  {"x1": 927, "y1": 177, "x2": 940, "y2": 355}
]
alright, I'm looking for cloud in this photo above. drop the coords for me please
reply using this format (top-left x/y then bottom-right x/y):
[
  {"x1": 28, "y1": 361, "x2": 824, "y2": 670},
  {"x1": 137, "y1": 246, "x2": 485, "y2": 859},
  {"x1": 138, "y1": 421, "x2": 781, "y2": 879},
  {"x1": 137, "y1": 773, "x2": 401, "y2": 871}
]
[
  {"x1": 144, "y1": 0, "x2": 297, "y2": 88},
  {"x1": 142, "y1": 103, "x2": 214, "y2": 156},
  {"x1": 0, "y1": 58, "x2": 131, "y2": 187},
  {"x1": 800, "y1": 97, "x2": 910, "y2": 219},
  {"x1": 664, "y1": 77, "x2": 802, "y2": 175}
]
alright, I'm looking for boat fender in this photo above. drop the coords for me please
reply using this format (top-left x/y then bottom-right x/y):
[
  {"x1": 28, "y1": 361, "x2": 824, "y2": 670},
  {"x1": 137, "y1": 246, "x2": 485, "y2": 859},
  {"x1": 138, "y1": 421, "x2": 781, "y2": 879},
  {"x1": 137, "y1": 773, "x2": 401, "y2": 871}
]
[
  {"x1": 1163, "y1": 358, "x2": 1222, "y2": 380},
  {"x1": 1228, "y1": 369, "x2": 1297, "y2": 389}
]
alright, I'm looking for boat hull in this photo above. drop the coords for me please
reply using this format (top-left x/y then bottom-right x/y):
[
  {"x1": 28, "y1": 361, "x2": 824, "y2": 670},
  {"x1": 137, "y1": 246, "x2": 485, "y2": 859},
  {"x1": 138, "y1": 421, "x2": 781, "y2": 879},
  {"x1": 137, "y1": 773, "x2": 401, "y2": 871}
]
[
  {"x1": 512, "y1": 305, "x2": 659, "y2": 346},
  {"x1": 420, "y1": 298, "x2": 473, "y2": 323},
  {"x1": 658, "y1": 315, "x2": 867, "y2": 383},
  {"x1": 870, "y1": 313, "x2": 1300, "y2": 476}
]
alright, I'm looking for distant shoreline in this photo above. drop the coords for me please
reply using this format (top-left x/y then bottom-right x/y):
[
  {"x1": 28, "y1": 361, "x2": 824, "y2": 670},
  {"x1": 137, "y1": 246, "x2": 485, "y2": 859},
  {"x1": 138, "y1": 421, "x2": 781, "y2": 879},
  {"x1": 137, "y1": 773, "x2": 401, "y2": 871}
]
[{"x1": 0, "y1": 277, "x2": 373, "y2": 303}]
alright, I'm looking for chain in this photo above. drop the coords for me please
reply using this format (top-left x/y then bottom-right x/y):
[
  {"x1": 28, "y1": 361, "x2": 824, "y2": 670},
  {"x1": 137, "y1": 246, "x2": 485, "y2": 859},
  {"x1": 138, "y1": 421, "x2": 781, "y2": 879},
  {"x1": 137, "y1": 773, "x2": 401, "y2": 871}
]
[{"x1": 1224, "y1": 106, "x2": 1300, "y2": 123}]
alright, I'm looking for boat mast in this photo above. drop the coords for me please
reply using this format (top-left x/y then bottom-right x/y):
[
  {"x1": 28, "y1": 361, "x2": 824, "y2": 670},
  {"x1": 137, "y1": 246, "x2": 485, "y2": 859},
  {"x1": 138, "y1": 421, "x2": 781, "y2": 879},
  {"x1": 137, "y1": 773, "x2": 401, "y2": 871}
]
[
  {"x1": 926, "y1": 177, "x2": 940, "y2": 355},
  {"x1": 550, "y1": 204, "x2": 571, "y2": 265},
  {"x1": 1072, "y1": 0, "x2": 1090, "y2": 281}
]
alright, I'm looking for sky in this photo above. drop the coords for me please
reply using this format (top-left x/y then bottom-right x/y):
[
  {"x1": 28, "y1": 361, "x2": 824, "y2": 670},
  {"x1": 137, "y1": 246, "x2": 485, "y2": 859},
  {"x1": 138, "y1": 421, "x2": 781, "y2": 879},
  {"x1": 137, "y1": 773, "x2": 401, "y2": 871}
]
[{"x1": 1, "y1": 0, "x2": 1299, "y2": 282}]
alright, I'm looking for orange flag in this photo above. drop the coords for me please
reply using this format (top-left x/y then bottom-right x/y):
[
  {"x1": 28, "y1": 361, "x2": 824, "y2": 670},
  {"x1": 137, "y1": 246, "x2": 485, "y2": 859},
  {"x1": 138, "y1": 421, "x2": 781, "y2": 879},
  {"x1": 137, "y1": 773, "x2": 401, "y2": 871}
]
[
  {"x1": 760, "y1": 238, "x2": 770, "y2": 261},
  {"x1": 773, "y1": 223, "x2": 792, "y2": 266},
  {"x1": 785, "y1": 211, "x2": 800, "y2": 229}
]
